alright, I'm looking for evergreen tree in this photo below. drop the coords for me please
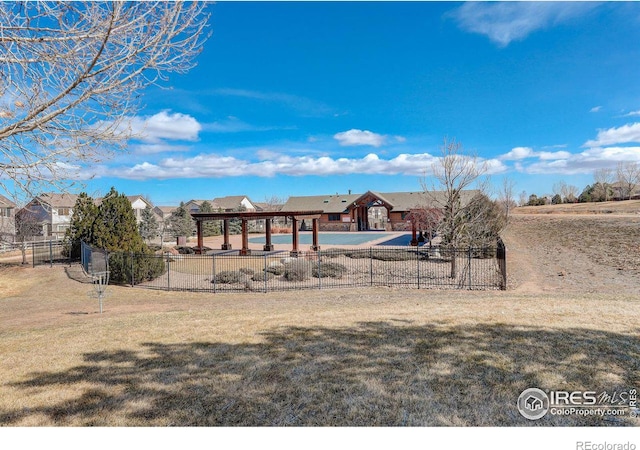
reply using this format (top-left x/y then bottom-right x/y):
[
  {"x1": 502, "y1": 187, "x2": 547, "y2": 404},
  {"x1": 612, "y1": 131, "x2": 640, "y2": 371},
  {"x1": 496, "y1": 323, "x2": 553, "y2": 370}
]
[
  {"x1": 139, "y1": 205, "x2": 160, "y2": 243},
  {"x1": 200, "y1": 201, "x2": 221, "y2": 237},
  {"x1": 228, "y1": 204, "x2": 246, "y2": 235},
  {"x1": 167, "y1": 202, "x2": 194, "y2": 238},
  {"x1": 64, "y1": 192, "x2": 99, "y2": 258},
  {"x1": 92, "y1": 187, "x2": 145, "y2": 253}
]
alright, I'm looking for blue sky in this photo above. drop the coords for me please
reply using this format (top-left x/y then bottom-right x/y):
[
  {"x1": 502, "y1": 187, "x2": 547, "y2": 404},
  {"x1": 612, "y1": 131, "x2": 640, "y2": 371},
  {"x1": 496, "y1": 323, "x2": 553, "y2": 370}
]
[{"x1": 80, "y1": 1, "x2": 640, "y2": 206}]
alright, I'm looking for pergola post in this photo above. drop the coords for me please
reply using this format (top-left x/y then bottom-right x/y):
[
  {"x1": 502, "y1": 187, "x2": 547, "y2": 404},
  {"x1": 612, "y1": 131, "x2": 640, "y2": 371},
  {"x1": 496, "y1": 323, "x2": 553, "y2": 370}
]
[
  {"x1": 240, "y1": 219, "x2": 250, "y2": 255},
  {"x1": 263, "y1": 219, "x2": 274, "y2": 251},
  {"x1": 410, "y1": 221, "x2": 418, "y2": 246},
  {"x1": 290, "y1": 217, "x2": 299, "y2": 256},
  {"x1": 385, "y1": 206, "x2": 392, "y2": 231},
  {"x1": 349, "y1": 208, "x2": 357, "y2": 232},
  {"x1": 221, "y1": 219, "x2": 232, "y2": 250},
  {"x1": 311, "y1": 218, "x2": 320, "y2": 251},
  {"x1": 196, "y1": 219, "x2": 203, "y2": 253}
]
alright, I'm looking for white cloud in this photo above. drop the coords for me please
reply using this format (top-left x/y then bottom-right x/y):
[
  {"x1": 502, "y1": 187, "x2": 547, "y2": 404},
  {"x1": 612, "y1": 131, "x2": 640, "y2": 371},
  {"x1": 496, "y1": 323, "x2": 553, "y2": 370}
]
[
  {"x1": 449, "y1": 2, "x2": 600, "y2": 46},
  {"x1": 623, "y1": 110, "x2": 640, "y2": 117},
  {"x1": 499, "y1": 147, "x2": 535, "y2": 160},
  {"x1": 334, "y1": 129, "x2": 387, "y2": 147},
  {"x1": 522, "y1": 146, "x2": 640, "y2": 175},
  {"x1": 583, "y1": 122, "x2": 640, "y2": 147},
  {"x1": 98, "y1": 151, "x2": 506, "y2": 181},
  {"x1": 590, "y1": 106, "x2": 602, "y2": 113},
  {"x1": 131, "y1": 110, "x2": 201, "y2": 143},
  {"x1": 538, "y1": 150, "x2": 572, "y2": 160}
]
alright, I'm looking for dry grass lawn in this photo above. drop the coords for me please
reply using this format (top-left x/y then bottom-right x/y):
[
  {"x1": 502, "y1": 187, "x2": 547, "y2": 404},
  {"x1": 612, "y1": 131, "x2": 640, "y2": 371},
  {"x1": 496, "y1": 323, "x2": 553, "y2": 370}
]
[{"x1": 1, "y1": 205, "x2": 639, "y2": 426}]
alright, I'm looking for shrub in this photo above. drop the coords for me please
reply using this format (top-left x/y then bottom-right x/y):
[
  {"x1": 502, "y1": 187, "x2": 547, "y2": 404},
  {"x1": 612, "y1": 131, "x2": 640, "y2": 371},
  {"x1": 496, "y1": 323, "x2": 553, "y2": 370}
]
[
  {"x1": 213, "y1": 271, "x2": 242, "y2": 284},
  {"x1": 252, "y1": 271, "x2": 275, "y2": 282},
  {"x1": 265, "y1": 263, "x2": 285, "y2": 275},
  {"x1": 312, "y1": 261, "x2": 347, "y2": 278},
  {"x1": 108, "y1": 252, "x2": 166, "y2": 285},
  {"x1": 176, "y1": 246, "x2": 195, "y2": 255},
  {"x1": 239, "y1": 267, "x2": 255, "y2": 275},
  {"x1": 282, "y1": 260, "x2": 310, "y2": 282}
]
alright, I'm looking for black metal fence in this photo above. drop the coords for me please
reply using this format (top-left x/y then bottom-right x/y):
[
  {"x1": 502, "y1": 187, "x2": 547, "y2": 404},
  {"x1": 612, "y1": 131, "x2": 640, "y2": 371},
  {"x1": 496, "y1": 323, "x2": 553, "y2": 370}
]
[
  {"x1": 80, "y1": 241, "x2": 108, "y2": 275},
  {"x1": 90, "y1": 243, "x2": 506, "y2": 292},
  {"x1": 32, "y1": 241, "x2": 72, "y2": 267}
]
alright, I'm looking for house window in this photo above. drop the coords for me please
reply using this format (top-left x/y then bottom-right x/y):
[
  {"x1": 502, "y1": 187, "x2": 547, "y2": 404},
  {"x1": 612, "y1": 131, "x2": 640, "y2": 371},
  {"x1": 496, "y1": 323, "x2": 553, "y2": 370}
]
[
  {"x1": 0, "y1": 208, "x2": 11, "y2": 217},
  {"x1": 328, "y1": 214, "x2": 341, "y2": 221},
  {"x1": 58, "y1": 208, "x2": 70, "y2": 216}
]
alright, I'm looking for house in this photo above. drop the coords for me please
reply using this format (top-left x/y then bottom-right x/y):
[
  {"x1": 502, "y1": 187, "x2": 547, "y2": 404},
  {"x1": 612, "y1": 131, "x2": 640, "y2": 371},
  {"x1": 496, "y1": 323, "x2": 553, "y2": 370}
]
[
  {"x1": 152, "y1": 206, "x2": 177, "y2": 240},
  {"x1": 154, "y1": 206, "x2": 177, "y2": 223},
  {"x1": 282, "y1": 190, "x2": 479, "y2": 232},
  {"x1": 94, "y1": 194, "x2": 160, "y2": 225},
  {"x1": 22, "y1": 192, "x2": 79, "y2": 238},
  {"x1": 127, "y1": 195, "x2": 156, "y2": 224},
  {"x1": 610, "y1": 181, "x2": 640, "y2": 201},
  {"x1": 212, "y1": 195, "x2": 259, "y2": 212},
  {"x1": 0, "y1": 194, "x2": 16, "y2": 241}
]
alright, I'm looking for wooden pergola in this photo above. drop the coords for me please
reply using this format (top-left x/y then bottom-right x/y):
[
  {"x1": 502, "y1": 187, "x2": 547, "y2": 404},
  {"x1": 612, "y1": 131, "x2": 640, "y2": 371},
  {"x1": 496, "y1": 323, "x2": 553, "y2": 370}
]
[{"x1": 190, "y1": 210, "x2": 324, "y2": 256}]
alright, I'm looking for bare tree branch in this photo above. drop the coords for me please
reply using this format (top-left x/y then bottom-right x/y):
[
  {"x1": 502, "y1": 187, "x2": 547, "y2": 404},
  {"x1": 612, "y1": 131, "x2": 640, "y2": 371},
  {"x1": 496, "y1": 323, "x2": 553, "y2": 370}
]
[{"x1": 0, "y1": 1, "x2": 211, "y2": 202}]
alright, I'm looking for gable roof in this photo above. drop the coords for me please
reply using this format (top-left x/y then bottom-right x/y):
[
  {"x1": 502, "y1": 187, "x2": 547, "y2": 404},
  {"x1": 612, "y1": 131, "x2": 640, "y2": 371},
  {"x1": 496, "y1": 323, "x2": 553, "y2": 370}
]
[
  {"x1": 33, "y1": 192, "x2": 79, "y2": 208},
  {"x1": 283, "y1": 190, "x2": 481, "y2": 214},
  {"x1": 283, "y1": 193, "x2": 361, "y2": 214},
  {"x1": 154, "y1": 206, "x2": 177, "y2": 215},
  {"x1": 126, "y1": 195, "x2": 154, "y2": 208},
  {"x1": 212, "y1": 195, "x2": 255, "y2": 210},
  {"x1": 0, "y1": 194, "x2": 16, "y2": 208}
]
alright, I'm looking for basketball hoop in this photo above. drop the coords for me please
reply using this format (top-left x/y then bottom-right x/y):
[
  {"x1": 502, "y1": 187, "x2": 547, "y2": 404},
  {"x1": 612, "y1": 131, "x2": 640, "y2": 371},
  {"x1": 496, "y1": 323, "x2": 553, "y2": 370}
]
[{"x1": 88, "y1": 271, "x2": 110, "y2": 314}]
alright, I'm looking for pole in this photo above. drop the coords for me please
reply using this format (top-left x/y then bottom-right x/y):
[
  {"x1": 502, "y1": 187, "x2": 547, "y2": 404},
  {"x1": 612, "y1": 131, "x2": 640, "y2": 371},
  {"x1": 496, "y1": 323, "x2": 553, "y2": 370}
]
[
  {"x1": 167, "y1": 255, "x2": 171, "y2": 291},
  {"x1": 468, "y1": 247, "x2": 472, "y2": 290}
]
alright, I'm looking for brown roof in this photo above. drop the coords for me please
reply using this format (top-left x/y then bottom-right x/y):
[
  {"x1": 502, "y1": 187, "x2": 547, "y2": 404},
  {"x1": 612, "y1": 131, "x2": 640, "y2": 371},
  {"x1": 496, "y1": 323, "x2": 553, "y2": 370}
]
[
  {"x1": 283, "y1": 194, "x2": 361, "y2": 214},
  {"x1": 154, "y1": 206, "x2": 177, "y2": 215},
  {"x1": 211, "y1": 195, "x2": 255, "y2": 210},
  {"x1": 34, "y1": 192, "x2": 79, "y2": 208},
  {"x1": 283, "y1": 190, "x2": 480, "y2": 214}
]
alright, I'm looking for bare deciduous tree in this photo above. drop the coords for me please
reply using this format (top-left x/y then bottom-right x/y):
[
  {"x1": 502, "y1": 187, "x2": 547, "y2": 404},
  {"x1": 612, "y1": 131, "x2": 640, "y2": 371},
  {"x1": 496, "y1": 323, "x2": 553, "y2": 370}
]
[
  {"x1": 593, "y1": 168, "x2": 614, "y2": 202},
  {"x1": 15, "y1": 207, "x2": 42, "y2": 264},
  {"x1": 421, "y1": 137, "x2": 498, "y2": 278},
  {"x1": 553, "y1": 180, "x2": 579, "y2": 203},
  {"x1": 498, "y1": 176, "x2": 516, "y2": 221},
  {"x1": 0, "y1": 1, "x2": 211, "y2": 200},
  {"x1": 616, "y1": 161, "x2": 640, "y2": 200}
]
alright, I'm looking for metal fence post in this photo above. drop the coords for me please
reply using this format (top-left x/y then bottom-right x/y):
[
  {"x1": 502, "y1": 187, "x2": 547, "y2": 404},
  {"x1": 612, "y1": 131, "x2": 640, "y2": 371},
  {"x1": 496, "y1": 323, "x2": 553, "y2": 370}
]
[
  {"x1": 167, "y1": 255, "x2": 170, "y2": 291},
  {"x1": 369, "y1": 247, "x2": 373, "y2": 286},
  {"x1": 263, "y1": 253, "x2": 268, "y2": 293},
  {"x1": 317, "y1": 250, "x2": 322, "y2": 290},
  {"x1": 32, "y1": 242, "x2": 35, "y2": 267},
  {"x1": 417, "y1": 247, "x2": 420, "y2": 289},
  {"x1": 49, "y1": 240, "x2": 53, "y2": 267},
  {"x1": 468, "y1": 247, "x2": 472, "y2": 290},
  {"x1": 130, "y1": 252, "x2": 134, "y2": 286},
  {"x1": 212, "y1": 253, "x2": 216, "y2": 293}
]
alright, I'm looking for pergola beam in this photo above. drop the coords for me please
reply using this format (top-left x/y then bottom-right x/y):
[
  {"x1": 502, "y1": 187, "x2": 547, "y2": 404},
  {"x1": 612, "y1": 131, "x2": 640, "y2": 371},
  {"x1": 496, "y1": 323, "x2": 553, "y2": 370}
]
[{"x1": 191, "y1": 210, "x2": 324, "y2": 255}]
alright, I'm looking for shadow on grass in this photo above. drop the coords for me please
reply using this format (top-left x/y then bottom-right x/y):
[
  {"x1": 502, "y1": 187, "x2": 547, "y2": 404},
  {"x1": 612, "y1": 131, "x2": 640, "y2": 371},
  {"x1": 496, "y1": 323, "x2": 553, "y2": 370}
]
[{"x1": 1, "y1": 322, "x2": 639, "y2": 426}]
